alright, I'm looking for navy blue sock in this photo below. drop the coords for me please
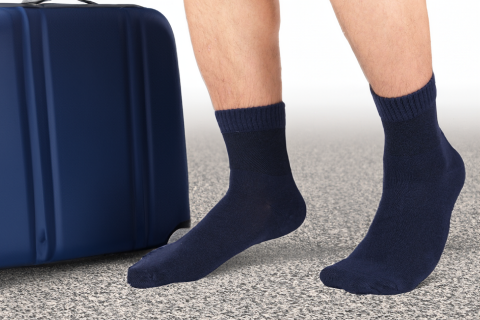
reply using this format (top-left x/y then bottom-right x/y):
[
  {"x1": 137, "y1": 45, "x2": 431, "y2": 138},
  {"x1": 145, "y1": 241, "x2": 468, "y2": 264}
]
[
  {"x1": 128, "y1": 102, "x2": 306, "y2": 288},
  {"x1": 320, "y1": 74, "x2": 466, "y2": 295}
]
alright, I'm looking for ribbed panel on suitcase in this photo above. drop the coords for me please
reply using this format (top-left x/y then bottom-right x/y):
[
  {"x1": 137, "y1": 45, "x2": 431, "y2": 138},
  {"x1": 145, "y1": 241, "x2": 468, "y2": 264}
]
[{"x1": 0, "y1": 5, "x2": 190, "y2": 269}]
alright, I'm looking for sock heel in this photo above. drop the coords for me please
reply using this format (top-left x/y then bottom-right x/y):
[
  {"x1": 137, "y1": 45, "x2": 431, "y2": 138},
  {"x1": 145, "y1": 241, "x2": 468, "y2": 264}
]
[
  {"x1": 264, "y1": 183, "x2": 307, "y2": 242},
  {"x1": 441, "y1": 135, "x2": 466, "y2": 191},
  {"x1": 447, "y1": 150, "x2": 466, "y2": 198}
]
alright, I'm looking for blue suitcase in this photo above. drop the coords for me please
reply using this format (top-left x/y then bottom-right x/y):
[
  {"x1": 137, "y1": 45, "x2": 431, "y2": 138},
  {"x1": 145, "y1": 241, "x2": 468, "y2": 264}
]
[{"x1": 0, "y1": 0, "x2": 190, "y2": 269}]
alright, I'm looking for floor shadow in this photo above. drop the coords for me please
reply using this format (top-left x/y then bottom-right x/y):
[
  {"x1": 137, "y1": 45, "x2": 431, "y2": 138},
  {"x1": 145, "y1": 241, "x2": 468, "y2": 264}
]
[
  {"x1": 415, "y1": 274, "x2": 437, "y2": 289},
  {"x1": 206, "y1": 241, "x2": 348, "y2": 278}
]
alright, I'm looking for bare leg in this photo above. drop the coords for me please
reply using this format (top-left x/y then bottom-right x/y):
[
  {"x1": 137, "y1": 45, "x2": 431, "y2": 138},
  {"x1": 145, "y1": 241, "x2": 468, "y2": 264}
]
[
  {"x1": 320, "y1": 0, "x2": 465, "y2": 295},
  {"x1": 330, "y1": 0, "x2": 432, "y2": 98},
  {"x1": 184, "y1": 0, "x2": 282, "y2": 110}
]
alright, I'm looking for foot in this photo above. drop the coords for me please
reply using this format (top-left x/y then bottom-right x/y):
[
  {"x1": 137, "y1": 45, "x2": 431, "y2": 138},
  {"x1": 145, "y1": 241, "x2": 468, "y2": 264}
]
[
  {"x1": 320, "y1": 77, "x2": 466, "y2": 295},
  {"x1": 128, "y1": 102, "x2": 306, "y2": 288},
  {"x1": 128, "y1": 169, "x2": 306, "y2": 288}
]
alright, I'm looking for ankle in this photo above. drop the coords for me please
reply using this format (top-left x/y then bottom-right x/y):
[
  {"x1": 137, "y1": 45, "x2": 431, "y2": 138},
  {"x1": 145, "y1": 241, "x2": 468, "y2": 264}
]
[{"x1": 215, "y1": 102, "x2": 292, "y2": 176}]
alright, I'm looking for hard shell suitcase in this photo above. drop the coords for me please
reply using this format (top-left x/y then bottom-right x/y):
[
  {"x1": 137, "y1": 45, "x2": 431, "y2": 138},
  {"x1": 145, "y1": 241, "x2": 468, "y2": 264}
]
[{"x1": 0, "y1": 0, "x2": 190, "y2": 269}]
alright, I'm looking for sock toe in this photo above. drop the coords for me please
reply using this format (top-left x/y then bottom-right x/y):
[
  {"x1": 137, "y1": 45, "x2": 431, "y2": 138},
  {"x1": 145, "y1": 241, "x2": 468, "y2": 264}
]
[
  {"x1": 127, "y1": 259, "x2": 168, "y2": 289},
  {"x1": 127, "y1": 267, "x2": 149, "y2": 289},
  {"x1": 319, "y1": 265, "x2": 376, "y2": 294},
  {"x1": 320, "y1": 265, "x2": 399, "y2": 295},
  {"x1": 319, "y1": 265, "x2": 345, "y2": 290}
]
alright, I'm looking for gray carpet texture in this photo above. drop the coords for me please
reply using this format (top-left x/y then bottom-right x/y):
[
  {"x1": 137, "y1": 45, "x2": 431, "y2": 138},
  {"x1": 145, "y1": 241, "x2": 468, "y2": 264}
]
[{"x1": 1, "y1": 121, "x2": 478, "y2": 320}]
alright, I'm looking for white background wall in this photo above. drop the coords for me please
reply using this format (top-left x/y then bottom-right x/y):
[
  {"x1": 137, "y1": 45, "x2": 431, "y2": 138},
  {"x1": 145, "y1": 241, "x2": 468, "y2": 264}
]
[{"x1": 30, "y1": 0, "x2": 480, "y2": 134}]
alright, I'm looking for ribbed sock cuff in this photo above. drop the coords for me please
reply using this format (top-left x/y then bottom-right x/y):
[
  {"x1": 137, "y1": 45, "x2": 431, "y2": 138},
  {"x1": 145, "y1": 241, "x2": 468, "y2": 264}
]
[
  {"x1": 215, "y1": 102, "x2": 286, "y2": 134},
  {"x1": 371, "y1": 73, "x2": 437, "y2": 122}
]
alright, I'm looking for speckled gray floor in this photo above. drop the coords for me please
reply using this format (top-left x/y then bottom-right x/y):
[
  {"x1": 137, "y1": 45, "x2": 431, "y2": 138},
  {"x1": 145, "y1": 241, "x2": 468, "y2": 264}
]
[{"x1": 1, "y1": 121, "x2": 478, "y2": 320}]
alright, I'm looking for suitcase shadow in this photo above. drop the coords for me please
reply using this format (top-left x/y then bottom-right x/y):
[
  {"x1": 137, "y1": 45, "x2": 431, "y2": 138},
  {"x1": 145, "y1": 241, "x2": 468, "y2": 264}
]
[
  {"x1": 1, "y1": 228, "x2": 331, "y2": 289},
  {"x1": 0, "y1": 227, "x2": 193, "y2": 289},
  {"x1": 0, "y1": 248, "x2": 153, "y2": 289},
  {"x1": 0, "y1": 225, "x2": 198, "y2": 289}
]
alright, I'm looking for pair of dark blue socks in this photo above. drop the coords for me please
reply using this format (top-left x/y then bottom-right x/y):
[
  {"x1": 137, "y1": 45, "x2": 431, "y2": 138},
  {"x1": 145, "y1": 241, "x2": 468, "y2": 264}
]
[{"x1": 128, "y1": 73, "x2": 465, "y2": 295}]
